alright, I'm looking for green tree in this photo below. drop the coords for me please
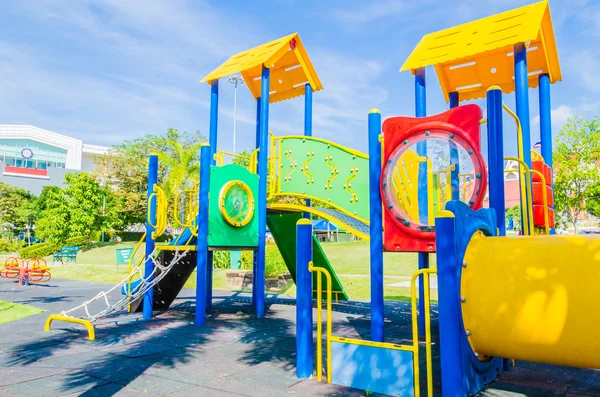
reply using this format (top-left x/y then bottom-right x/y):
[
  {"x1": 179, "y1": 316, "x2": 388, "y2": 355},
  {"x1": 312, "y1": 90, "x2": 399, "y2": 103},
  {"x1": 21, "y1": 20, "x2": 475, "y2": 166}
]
[
  {"x1": 553, "y1": 116, "x2": 600, "y2": 233},
  {"x1": 0, "y1": 183, "x2": 32, "y2": 235},
  {"x1": 94, "y1": 128, "x2": 206, "y2": 228},
  {"x1": 35, "y1": 172, "x2": 118, "y2": 242},
  {"x1": 506, "y1": 205, "x2": 521, "y2": 231},
  {"x1": 585, "y1": 181, "x2": 600, "y2": 219}
]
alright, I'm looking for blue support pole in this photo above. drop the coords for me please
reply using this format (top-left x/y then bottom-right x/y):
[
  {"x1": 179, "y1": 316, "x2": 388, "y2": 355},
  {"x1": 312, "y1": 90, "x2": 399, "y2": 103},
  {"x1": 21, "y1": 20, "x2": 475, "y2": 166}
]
[
  {"x1": 195, "y1": 145, "x2": 211, "y2": 326},
  {"x1": 252, "y1": 97, "x2": 261, "y2": 308},
  {"x1": 254, "y1": 66, "x2": 270, "y2": 317},
  {"x1": 295, "y1": 219, "x2": 313, "y2": 379},
  {"x1": 486, "y1": 87, "x2": 506, "y2": 236},
  {"x1": 539, "y1": 74, "x2": 552, "y2": 168},
  {"x1": 539, "y1": 73, "x2": 555, "y2": 234},
  {"x1": 514, "y1": 43, "x2": 532, "y2": 167},
  {"x1": 449, "y1": 92, "x2": 460, "y2": 201},
  {"x1": 415, "y1": 67, "x2": 428, "y2": 337},
  {"x1": 206, "y1": 80, "x2": 219, "y2": 313},
  {"x1": 435, "y1": 212, "x2": 464, "y2": 396},
  {"x1": 143, "y1": 154, "x2": 158, "y2": 320},
  {"x1": 368, "y1": 109, "x2": 384, "y2": 343},
  {"x1": 304, "y1": 84, "x2": 313, "y2": 219}
]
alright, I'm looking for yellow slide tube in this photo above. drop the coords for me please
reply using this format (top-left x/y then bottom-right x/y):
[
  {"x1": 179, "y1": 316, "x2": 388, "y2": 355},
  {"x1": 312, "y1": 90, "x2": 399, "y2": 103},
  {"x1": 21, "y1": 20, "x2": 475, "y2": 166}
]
[{"x1": 461, "y1": 233, "x2": 600, "y2": 369}]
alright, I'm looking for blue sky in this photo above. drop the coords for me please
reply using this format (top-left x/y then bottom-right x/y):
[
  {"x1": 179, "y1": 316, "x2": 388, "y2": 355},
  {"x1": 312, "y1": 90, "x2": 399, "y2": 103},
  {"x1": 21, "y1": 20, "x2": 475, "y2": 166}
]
[{"x1": 0, "y1": 0, "x2": 599, "y2": 157}]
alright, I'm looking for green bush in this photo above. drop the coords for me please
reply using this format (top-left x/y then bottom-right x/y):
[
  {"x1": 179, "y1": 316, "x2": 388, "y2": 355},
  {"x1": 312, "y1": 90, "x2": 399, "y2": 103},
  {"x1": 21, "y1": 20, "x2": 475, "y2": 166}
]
[
  {"x1": 18, "y1": 236, "x2": 89, "y2": 259},
  {"x1": 93, "y1": 230, "x2": 115, "y2": 242},
  {"x1": 0, "y1": 239, "x2": 26, "y2": 253},
  {"x1": 239, "y1": 244, "x2": 288, "y2": 279}
]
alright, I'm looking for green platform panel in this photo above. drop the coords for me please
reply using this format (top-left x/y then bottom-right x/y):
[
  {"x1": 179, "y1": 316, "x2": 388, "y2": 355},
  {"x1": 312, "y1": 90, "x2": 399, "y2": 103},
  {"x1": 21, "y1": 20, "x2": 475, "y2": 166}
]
[
  {"x1": 208, "y1": 164, "x2": 259, "y2": 248},
  {"x1": 277, "y1": 137, "x2": 369, "y2": 222},
  {"x1": 267, "y1": 212, "x2": 348, "y2": 301}
]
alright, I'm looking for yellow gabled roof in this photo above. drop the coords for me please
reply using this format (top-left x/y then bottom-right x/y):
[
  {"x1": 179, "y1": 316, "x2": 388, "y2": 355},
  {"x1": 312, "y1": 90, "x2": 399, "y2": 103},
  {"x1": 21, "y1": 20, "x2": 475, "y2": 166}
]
[
  {"x1": 200, "y1": 33, "x2": 323, "y2": 104},
  {"x1": 400, "y1": 0, "x2": 561, "y2": 103}
]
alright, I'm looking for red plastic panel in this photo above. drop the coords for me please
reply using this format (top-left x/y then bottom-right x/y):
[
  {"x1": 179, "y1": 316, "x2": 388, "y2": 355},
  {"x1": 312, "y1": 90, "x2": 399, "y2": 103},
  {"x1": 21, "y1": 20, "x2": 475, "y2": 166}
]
[
  {"x1": 533, "y1": 205, "x2": 555, "y2": 228},
  {"x1": 381, "y1": 105, "x2": 485, "y2": 253},
  {"x1": 532, "y1": 182, "x2": 554, "y2": 206}
]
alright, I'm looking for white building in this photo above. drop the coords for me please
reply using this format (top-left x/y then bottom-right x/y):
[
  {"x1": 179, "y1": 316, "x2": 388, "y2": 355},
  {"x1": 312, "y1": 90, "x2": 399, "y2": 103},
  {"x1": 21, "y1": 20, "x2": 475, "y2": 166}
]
[{"x1": 0, "y1": 125, "x2": 109, "y2": 195}]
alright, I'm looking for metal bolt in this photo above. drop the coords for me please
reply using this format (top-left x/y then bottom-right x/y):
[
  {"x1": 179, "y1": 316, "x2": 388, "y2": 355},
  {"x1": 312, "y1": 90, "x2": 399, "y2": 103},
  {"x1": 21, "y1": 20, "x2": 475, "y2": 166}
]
[
  {"x1": 462, "y1": 261, "x2": 467, "y2": 268},
  {"x1": 468, "y1": 149, "x2": 474, "y2": 154},
  {"x1": 449, "y1": 133, "x2": 455, "y2": 139},
  {"x1": 425, "y1": 131, "x2": 430, "y2": 136},
  {"x1": 461, "y1": 296, "x2": 467, "y2": 302},
  {"x1": 475, "y1": 174, "x2": 481, "y2": 179},
  {"x1": 382, "y1": 182, "x2": 387, "y2": 187},
  {"x1": 474, "y1": 351, "x2": 480, "y2": 358},
  {"x1": 403, "y1": 220, "x2": 410, "y2": 226},
  {"x1": 466, "y1": 329, "x2": 471, "y2": 336},
  {"x1": 469, "y1": 199, "x2": 474, "y2": 205},
  {"x1": 403, "y1": 140, "x2": 408, "y2": 145}
]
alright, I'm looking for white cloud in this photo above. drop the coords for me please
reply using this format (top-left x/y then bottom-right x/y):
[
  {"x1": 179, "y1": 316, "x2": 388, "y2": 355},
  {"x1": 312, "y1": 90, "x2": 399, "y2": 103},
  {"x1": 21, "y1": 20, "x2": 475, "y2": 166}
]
[{"x1": 532, "y1": 104, "x2": 575, "y2": 129}]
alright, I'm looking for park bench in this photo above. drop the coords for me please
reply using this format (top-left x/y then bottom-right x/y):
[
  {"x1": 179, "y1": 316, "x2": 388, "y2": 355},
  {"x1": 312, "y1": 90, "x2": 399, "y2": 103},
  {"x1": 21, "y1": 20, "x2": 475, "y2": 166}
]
[{"x1": 52, "y1": 246, "x2": 79, "y2": 265}]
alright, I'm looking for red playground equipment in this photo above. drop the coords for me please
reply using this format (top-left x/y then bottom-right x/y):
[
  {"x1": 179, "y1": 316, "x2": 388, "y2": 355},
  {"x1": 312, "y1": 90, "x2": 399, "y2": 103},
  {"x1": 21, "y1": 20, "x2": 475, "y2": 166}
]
[{"x1": 0, "y1": 257, "x2": 52, "y2": 286}]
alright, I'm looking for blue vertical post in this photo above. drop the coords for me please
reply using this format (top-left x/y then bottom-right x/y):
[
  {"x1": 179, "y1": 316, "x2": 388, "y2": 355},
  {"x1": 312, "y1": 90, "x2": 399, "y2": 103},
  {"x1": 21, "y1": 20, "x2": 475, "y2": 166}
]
[
  {"x1": 295, "y1": 219, "x2": 313, "y2": 379},
  {"x1": 514, "y1": 43, "x2": 532, "y2": 167},
  {"x1": 539, "y1": 73, "x2": 555, "y2": 234},
  {"x1": 486, "y1": 87, "x2": 506, "y2": 236},
  {"x1": 435, "y1": 212, "x2": 464, "y2": 396},
  {"x1": 515, "y1": 43, "x2": 532, "y2": 235},
  {"x1": 304, "y1": 84, "x2": 313, "y2": 219},
  {"x1": 252, "y1": 97, "x2": 261, "y2": 307},
  {"x1": 206, "y1": 79, "x2": 219, "y2": 312},
  {"x1": 254, "y1": 65, "x2": 270, "y2": 318},
  {"x1": 195, "y1": 145, "x2": 211, "y2": 326},
  {"x1": 143, "y1": 154, "x2": 158, "y2": 320},
  {"x1": 539, "y1": 74, "x2": 552, "y2": 167},
  {"x1": 449, "y1": 92, "x2": 460, "y2": 201},
  {"x1": 368, "y1": 109, "x2": 384, "y2": 342},
  {"x1": 415, "y1": 67, "x2": 428, "y2": 337}
]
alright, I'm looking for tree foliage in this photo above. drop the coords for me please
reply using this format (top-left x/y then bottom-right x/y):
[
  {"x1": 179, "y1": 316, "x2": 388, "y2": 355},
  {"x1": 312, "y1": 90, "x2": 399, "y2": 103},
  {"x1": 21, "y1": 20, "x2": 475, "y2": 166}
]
[
  {"x1": 35, "y1": 172, "x2": 118, "y2": 242},
  {"x1": 0, "y1": 183, "x2": 33, "y2": 234},
  {"x1": 94, "y1": 128, "x2": 206, "y2": 227},
  {"x1": 585, "y1": 181, "x2": 600, "y2": 219},
  {"x1": 553, "y1": 116, "x2": 600, "y2": 232}
]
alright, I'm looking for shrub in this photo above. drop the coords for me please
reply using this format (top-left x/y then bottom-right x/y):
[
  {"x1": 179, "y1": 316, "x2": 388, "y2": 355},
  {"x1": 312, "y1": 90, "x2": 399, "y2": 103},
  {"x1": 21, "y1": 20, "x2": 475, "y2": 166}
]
[
  {"x1": 115, "y1": 231, "x2": 170, "y2": 243},
  {"x1": 0, "y1": 239, "x2": 26, "y2": 253},
  {"x1": 240, "y1": 243, "x2": 288, "y2": 279},
  {"x1": 18, "y1": 235, "x2": 89, "y2": 259}
]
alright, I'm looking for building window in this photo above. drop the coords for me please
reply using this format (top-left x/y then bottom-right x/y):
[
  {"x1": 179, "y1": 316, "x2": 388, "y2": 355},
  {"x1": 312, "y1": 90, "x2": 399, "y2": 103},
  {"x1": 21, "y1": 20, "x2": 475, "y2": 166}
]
[{"x1": 0, "y1": 139, "x2": 67, "y2": 169}]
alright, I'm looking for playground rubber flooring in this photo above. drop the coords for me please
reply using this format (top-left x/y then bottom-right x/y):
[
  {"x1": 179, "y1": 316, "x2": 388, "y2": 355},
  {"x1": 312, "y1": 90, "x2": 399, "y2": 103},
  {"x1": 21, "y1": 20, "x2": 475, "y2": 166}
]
[{"x1": 0, "y1": 278, "x2": 599, "y2": 397}]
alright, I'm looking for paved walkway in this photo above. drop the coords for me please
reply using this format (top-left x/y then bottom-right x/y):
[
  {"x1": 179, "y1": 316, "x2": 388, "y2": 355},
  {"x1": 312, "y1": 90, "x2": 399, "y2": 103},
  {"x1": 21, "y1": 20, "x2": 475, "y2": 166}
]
[{"x1": 0, "y1": 278, "x2": 599, "y2": 396}]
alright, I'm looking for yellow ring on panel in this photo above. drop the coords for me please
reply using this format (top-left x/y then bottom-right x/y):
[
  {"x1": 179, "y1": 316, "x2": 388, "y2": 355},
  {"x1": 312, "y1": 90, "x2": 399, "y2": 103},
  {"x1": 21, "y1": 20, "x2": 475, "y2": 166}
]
[{"x1": 218, "y1": 180, "x2": 255, "y2": 227}]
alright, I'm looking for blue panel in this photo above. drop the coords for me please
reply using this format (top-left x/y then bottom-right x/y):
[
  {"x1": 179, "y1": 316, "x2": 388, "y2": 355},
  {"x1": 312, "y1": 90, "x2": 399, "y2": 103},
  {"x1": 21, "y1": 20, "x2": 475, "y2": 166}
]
[{"x1": 331, "y1": 342, "x2": 414, "y2": 397}]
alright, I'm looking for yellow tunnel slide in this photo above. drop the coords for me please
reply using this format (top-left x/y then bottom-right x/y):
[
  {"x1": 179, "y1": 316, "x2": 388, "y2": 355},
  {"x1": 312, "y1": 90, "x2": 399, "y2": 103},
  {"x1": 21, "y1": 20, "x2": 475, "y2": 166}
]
[{"x1": 461, "y1": 233, "x2": 600, "y2": 369}]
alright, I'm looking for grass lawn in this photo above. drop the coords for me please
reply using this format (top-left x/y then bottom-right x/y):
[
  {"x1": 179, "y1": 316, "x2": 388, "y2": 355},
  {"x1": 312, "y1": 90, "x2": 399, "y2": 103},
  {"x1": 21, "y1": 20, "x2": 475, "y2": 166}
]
[
  {"x1": 0, "y1": 300, "x2": 46, "y2": 325},
  {"x1": 1, "y1": 240, "x2": 436, "y2": 302}
]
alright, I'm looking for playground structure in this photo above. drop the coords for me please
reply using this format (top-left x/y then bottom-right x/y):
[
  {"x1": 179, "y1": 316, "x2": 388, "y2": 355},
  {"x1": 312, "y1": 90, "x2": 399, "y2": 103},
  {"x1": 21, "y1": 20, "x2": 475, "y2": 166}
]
[
  {"x1": 42, "y1": 1, "x2": 600, "y2": 396},
  {"x1": 0, "y1": 257, "x2": 51, "y2": 286}
]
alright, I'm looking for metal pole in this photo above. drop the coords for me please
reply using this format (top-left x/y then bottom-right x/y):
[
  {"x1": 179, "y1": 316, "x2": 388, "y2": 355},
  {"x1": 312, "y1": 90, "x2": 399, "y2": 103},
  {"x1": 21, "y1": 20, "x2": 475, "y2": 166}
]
[
  {"x1": 295, "y1": 218, "x2": 313, "y2": 379},
  {"x1": 255, "y1": 65, "x2": 270, "y2": 318},
  {"x1": 514, "y1": 43, "x2": 532, "y2": 168},
  {"x1": 143, "y1": 154, "x2": 158, "y2": 320},
  {"x1": 233, "y1": 80, "x2": 238, "y2": 154},
  {"x1": 206, "y1": 79, "x2": 219, "y2": 312},
  {"x1": 435, "y1": 212, "x2": 464, "y2": 396},
  {"x1": 539, "y1": 74, "x2": 552, "y2": 168},
  {"x1": 486, "y1": 87, "x2": 506, "y2": 236},
  {"x1": 368, "y1": 109, "x2": 384, "y2": 342},
  {"x1": 449, "y1": 92, "x2": 460, "y2": 201},
  {"x1": 415, "y1": 67, "x2": 428, "y2": 337},
  {"x1": 304, "y1": 83, "x2": 313, "y2": 218},
  {"x1": 196, "y1": 145, "x2": 211, "y2": 326},
  {"x1": 252, "y1": 97, "x2": 261, "y2": 308},
  {"x1": 101, "y1": 194, "x2": 106, "y2": 242}
]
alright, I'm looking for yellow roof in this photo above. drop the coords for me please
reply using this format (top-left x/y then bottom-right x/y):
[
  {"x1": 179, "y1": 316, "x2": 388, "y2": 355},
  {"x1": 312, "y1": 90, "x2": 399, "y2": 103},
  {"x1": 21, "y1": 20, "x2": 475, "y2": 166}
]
[
  {"x1": 200, "y1": 33, "x2": 323, "y2": 104},
  {"x1": 400, "y1": 0, "x2": 561, "y2": 102}
]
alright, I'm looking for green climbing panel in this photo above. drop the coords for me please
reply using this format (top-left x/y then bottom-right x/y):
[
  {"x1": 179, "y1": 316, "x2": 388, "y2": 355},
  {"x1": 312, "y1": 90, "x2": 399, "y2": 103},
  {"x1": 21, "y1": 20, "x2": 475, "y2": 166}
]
[
  {"x1": 277, "y1": 137, "x2": 369, "y2": 222},
  {"x1": 208, "y1": 164, "x2": 259, "y2": 248},
  {"x1": 267, "y1": 212, "x2": 349, "y2": 301}
]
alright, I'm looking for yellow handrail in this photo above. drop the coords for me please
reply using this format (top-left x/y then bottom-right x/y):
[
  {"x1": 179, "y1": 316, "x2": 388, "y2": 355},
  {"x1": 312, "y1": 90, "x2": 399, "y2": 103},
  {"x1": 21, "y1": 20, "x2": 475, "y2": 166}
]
[
  {"x1": 309, "y1": 261, "x2": 333, "y2": 383},
  {"x1": 174, "y1": 183, "x2": 199, "y2": 235},
  {"x1": 45, "y1": 315, "x2": 95, "y2": 340},
  {"x1": 310, "y1": 262, "x2": 434, "y2": 396},
  {"x1": 147, "y1": 184, "x2": 167, "y2": 239},
  {"x1": 504, "y1": 157, "x2": 535, "y2": 235},
  {"x1": 411, "y1": 268, "x2": 435, "y2": 397}
]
